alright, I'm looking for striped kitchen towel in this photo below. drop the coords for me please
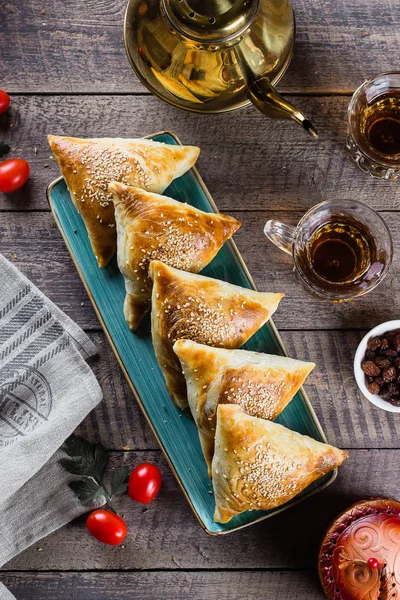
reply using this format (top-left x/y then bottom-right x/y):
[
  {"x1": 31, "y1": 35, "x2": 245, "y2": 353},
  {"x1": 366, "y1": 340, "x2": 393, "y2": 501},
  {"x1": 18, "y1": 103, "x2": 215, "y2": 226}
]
[{"x1": 0, "y1": 254, "x2": 103, "y2": 598}]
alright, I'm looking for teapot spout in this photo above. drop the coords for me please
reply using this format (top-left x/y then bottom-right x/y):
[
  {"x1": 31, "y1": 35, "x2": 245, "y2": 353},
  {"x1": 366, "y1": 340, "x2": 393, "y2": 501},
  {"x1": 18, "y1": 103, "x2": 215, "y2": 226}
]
[{"x1": 247, "y1": 76, "x2": 318, "y2": 138}]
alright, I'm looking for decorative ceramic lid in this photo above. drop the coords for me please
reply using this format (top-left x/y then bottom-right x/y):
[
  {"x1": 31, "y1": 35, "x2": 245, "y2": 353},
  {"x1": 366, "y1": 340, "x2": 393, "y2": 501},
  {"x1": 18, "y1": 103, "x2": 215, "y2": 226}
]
[{"x1": 319, "y1": 498, "x2": 400, "y2": 600}]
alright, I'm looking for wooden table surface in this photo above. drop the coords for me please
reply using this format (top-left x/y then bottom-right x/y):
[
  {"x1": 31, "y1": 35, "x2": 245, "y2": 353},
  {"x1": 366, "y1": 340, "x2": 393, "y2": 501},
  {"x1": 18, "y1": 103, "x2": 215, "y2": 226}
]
[{"x1": 1, "y1": 0, "x2": 400, "y2": 598}]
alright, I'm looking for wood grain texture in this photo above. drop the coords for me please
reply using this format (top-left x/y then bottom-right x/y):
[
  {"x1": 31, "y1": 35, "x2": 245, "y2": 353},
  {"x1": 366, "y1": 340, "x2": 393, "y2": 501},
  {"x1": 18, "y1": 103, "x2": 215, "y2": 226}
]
[
  {"x1": 2, "y1": 0, "x2": 400, "y2": 594},
  {"x1": 3, "y1": 449, "x2": 399, "y2": 571},
  {"x1": 0, "y1": 571, "x2": 327, "y2": 600},
  {"x1": 2, "y1": 0, "x2": 400, "y2": 94},
  {"x1": 1, "y1": 95, "x2": 400, "y2": 214},
  {"x1": 0, "y1": 211, "x2": 398, "y2": 331},
  {"x1": 78, "y1": 330, "x2": 400, "y2": 452}
]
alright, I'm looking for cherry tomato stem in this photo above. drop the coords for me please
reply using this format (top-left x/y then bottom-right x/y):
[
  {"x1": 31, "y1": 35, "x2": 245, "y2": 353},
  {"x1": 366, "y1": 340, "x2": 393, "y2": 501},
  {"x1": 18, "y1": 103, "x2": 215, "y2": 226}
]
[
  {"x1": 86, "y1": 509, "x2": 127, "y2": 546},
  {"x1": 128, "y1": 463, "x2": 162, "y2": 504}
]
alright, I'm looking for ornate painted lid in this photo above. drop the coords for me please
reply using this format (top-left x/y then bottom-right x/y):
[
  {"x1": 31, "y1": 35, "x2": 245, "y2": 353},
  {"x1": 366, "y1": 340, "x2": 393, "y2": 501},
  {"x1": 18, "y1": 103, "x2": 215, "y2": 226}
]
[{"x1": 319, "y1": 498, "x2": 400, "y2": 600}]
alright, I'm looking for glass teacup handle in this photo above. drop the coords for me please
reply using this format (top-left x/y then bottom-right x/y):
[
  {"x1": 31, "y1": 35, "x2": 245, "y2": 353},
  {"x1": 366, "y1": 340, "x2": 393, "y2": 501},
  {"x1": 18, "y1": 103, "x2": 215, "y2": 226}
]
[{"x1": 264, "y1": 220, "x2": 295, "y2": 256}]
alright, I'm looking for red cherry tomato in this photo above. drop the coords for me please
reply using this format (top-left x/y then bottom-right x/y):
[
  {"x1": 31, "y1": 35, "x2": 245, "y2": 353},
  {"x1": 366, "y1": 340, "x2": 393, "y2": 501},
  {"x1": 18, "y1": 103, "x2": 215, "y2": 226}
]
[
  {"x1": 128, "y1": 463, "x2": 162, "y2": 504},
  {"x1": 0, "y1": 159, "x2": 30, "y2": 193},
  {"x1": 86, "y1": 509, "x2": 127, "y2": 546},
  {"x1": 0, "y1": 90, "x2": 10, "y2": 113}
]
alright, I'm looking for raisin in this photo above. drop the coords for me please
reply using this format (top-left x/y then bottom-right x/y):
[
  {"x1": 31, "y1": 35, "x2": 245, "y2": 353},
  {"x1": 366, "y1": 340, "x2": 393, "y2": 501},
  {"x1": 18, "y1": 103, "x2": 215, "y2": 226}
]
[
  {"x1": 381, "y1": 338, "x2": 389, "y2": 350},
  {"x1": 375, "y1": 377, "x2": 384, "y2": 386},
  {"x1": 388, "y1": 382, "x2": 400, "y2": 395},
  {"x1": 380, "y1": 385, "x2": 392, "y2": 400},
  {"x1": 393, "y1": 334, "x2": 400, "y2": 352},
  {"x1": 368, "y1": 337, "x2": 382, "y2": 351},
  {"x1": 393, "y1": 357, "x2": 400, "y2": 370},
  {"x1": 375, "y1": 356, "x2": 391, "y2": 369},
  {"x1": 361, "y1": 361, "x2": 381, "y2": 376},
  {"x1": 383, "y1": 366, "x2": 397, "y2": 382},
  {"x1": 388, "y1": 397, "x2": 400, "y2": 407},
  {"x1": 368, "y1": 382, "x2": 381, "y2": 395},
  {"x1": 383, "y1": 349, "x2": 398, "y2": 358},
  {"x1": 365, "y1": 349, "x2": 376, "y2": 360}
]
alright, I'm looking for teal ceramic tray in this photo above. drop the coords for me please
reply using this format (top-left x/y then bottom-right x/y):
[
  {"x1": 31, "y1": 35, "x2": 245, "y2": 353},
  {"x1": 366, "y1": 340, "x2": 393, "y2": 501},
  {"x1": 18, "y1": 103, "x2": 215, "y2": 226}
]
[{"x1": 47, "y1": 130, "x2": 336, "y2": 535}]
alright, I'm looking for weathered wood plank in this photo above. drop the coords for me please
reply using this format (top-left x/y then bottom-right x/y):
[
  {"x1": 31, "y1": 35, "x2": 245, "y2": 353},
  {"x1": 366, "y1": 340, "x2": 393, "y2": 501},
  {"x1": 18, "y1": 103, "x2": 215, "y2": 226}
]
[
  {"x1": 1, "y1": 95, "x2": 400, "y2": 214},
  {"x1": 2, "y1": 2, "x2": 398, "y2": 594},
  {"x1": 0, "y1": 211, "x2": 398, "y2": 331},
  {"x1": 0, "y1": 570, "x2": 327, "y2": 600},
  {"x1": 3, "y1": 449, "x2": 399, "y2": 571},
  {"x1": 82, "y1": 330, "x2": 400, "y2": 452},
  {"x1": 2, "y1": 0, "x2": 400, "y2": 94}
]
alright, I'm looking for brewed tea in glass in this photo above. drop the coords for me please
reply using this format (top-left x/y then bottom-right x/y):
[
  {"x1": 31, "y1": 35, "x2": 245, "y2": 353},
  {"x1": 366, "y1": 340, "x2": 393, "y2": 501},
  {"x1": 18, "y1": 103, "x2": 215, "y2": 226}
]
[
  {"x1": 347, "y1": 72, "x2": 400, "y2": 179},
  {"x1": 264, "y1": 200, "x2": 392, "y2": 301}
]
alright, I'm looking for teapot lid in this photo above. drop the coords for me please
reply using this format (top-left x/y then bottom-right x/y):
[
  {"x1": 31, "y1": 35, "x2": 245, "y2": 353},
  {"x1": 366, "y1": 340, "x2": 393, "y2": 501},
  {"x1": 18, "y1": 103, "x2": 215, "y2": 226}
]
[{"x1": 162, "y1": 0, "x2": 259, "y2": 43}]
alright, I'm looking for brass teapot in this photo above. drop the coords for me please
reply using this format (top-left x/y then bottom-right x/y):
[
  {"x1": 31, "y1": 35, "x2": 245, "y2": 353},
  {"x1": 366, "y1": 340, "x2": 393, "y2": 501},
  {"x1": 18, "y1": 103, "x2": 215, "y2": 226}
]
[{"x1": 124, "y1": 0, "x2": 318, "y2": 137}]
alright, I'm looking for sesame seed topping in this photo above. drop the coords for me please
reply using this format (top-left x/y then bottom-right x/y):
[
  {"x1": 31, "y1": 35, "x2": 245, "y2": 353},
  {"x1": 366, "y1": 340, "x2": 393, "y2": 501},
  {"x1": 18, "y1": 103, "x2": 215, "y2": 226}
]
[{"x1": 216, "y1": 366, "x2": 287, "y2": 421}]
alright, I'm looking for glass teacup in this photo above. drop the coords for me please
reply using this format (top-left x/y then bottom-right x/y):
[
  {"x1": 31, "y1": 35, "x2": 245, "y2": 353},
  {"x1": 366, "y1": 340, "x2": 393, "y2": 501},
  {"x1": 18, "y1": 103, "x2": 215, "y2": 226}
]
[
  {"x1": 264, "y1": 199, "x2": 392, "y2": 301},
  {"x1": 346, "y1": 72, "x2": 400, "y2": 180}
]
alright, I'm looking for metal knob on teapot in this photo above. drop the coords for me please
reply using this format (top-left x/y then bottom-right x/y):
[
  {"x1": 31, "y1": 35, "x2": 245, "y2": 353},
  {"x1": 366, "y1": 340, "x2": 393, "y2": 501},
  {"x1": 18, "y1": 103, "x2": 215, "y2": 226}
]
[{"x1": 124, "y1": 0, "x2": 318, "y2": 137}]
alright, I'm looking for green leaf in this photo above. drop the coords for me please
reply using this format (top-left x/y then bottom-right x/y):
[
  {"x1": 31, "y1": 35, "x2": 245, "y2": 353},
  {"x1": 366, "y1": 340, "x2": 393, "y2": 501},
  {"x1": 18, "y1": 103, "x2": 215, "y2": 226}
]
[
  {"x1": 94, "y1": 486, "x2": 107, "y2": 499},
  {"x1": 110, "y1": 466, "x2": 130, "y2": 496},
  {"x1": 69, "y1": 479, "x2": 107, "y2": 505},
  {"x1": 62, "y1": 436, "x2": 109, "y2": 483},
  {"x1": 62, "y1": 436, "x2": 128, "y2": 509},
  {"x1": 0, "y1": 142, "x2": 10, "y2": 157}
]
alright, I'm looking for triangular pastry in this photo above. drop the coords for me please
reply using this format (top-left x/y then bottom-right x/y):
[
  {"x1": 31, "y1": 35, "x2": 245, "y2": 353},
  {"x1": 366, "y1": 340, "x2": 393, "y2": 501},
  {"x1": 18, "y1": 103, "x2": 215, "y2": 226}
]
[
  {"x1": 48, "y1": 135, "x2": 200, "y2": 267},
  {"x1": 174, "y1": 339, "x2": 315, "y2": 474},
  {"x1": 109, "y1": 181, "x2": 241, "y2": 330},
  {"x1": 213, "y1": 404, "x2": 348, "y2": 523},
  {"x1": 149, "y1": 261, "x2": 284, "y2": 409}
]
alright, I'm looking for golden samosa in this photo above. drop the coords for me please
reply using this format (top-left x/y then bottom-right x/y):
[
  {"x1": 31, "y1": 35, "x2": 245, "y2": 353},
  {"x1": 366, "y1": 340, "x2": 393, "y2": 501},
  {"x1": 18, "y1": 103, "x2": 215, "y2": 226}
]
[
  {"x1": 212, "y1": 404, "x2": 348, "y2": 523},
  {"x1": 174, "y1": 339, "x2": 315, "y2": 474},
  {"x1": 149, "y1": 261, "x2": 284, "y2": 409},
  {"x1": 109, "y1": 181, "x2": 241, "y2": 330},
  {"x1": 48, "y1": 135, "x2": 199, "y2": 267}
]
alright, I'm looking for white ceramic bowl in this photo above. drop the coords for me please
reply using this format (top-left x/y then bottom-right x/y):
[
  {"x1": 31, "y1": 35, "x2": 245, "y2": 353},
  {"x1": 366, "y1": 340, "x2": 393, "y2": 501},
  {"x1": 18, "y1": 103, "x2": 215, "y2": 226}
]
[{"x1": 354, "y1": 320, "x2": 400, "y2": 413}]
